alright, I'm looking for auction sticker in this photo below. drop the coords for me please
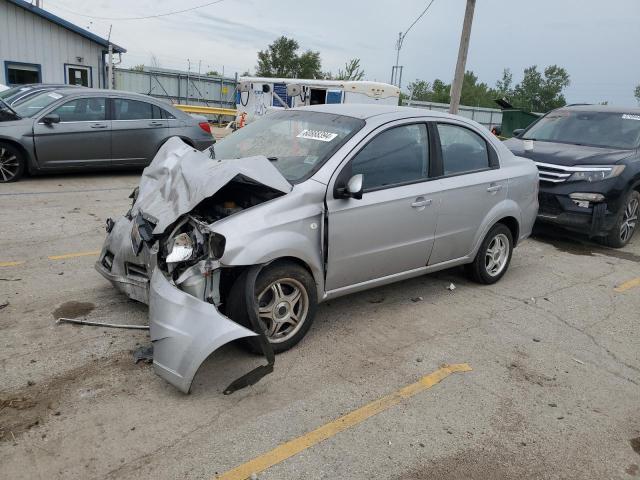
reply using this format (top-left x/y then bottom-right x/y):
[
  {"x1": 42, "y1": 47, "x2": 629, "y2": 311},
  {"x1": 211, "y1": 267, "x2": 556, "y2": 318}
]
[
  {"x1": 297, "y1": 129, "x2": 338, "y2": 142},
  {"x1": 622, "y1": 114, "x2": 640, "y2": 121}
]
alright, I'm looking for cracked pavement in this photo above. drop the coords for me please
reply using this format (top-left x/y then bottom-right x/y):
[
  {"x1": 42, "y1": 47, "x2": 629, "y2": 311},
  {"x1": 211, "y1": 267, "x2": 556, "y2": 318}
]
[{"x1": 1, "y1": 173, "x2": 639, "y2": 479}]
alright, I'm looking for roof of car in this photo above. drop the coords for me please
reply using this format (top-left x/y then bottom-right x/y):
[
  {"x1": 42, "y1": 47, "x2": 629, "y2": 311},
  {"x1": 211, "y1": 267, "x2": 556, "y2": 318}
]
[
  {"x1": 46, "y1": 88, "x2": 174, "y2": 103},
  {"x1": 295, "y1": 103, "x2": 460, "y2": 121},
  {"x1": 560, "y1": 104, "x2": 640, "y2": 114}
]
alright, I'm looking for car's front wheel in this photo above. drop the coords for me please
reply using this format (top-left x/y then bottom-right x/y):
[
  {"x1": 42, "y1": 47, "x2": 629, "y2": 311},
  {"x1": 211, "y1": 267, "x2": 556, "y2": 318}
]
[
  {"x1": 227, "y1": 261, "x2": 318, "y2": 354},
  {"x1": 0, "y1": 143, "x2": 25, "y2": 183},
  {"x1": 467, "y1": 223, "x2": 513, "y2": 284},
  {"x1": 602, "y1": 190, "x2": 639, "y2": 248}
]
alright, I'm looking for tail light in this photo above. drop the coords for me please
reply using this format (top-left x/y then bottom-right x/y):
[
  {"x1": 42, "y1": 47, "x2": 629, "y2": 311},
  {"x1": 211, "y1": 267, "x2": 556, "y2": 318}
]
[{"x1": 198, "y1": 121, "x2": 212, "y2": 134}]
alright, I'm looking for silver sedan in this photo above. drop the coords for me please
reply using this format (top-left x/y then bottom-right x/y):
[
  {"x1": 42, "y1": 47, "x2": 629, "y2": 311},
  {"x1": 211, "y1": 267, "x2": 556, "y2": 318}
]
[
  {"x1": 0, "y1": 88, "x2": 215, "y2": 182},
  {"x1": 96, "y1": 104, "x2": 539, "y2": 393}
]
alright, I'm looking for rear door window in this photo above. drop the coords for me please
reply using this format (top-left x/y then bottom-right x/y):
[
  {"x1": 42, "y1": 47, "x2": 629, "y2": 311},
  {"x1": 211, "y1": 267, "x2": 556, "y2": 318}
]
[
  {"x1": 113, "y1": 98, "x2": 157, "y2": 120},
  {"x1": 437, "y1": 123, "x2": 490, "y2": 175}
]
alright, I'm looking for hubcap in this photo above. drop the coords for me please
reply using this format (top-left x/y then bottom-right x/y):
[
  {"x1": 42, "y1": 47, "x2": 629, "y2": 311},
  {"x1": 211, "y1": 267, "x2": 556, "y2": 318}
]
[
  {"x1": 257, "y1": 278, "x2": 309, "y2": 343},
  {"x1": 485, "y1": 233, "x2": 509, "y2": 277},
  {"x1": 619, "y1": 197, "x2": 638, "y2": 243},
  {"x1": 0, "y1": 147, "x2": 19, "y2": 182}
]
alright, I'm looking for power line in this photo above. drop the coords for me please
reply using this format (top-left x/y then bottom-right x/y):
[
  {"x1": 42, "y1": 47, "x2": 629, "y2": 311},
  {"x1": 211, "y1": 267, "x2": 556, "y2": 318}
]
[
  {"x1": 47, "y1": 0, "x2": 226, "y2": 21},
  {"x1": 402, "y1": 0, "x2": 436, "y2": 41}
]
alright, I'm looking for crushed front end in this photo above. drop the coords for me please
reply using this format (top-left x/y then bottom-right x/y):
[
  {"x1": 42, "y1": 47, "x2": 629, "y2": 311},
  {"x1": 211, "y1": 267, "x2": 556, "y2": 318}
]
[{"x1": 95, "y1": 137, "x2": 291, "y2": 393}]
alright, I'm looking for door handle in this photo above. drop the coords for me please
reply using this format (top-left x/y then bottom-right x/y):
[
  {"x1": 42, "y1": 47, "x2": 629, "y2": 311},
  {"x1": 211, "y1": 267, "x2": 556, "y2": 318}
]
[
  {"x1": 487, "y1": 184, "x2": 503, "y2": 193},
  {"x1": 90, "y1": 124, "x2": 108, "y2": 129},
  {"x1": 149, "y1": 121, "x2": 163, "y2": 127},
  {"x1": 411, "y1": 198, "x2": 432, "y2": 208}
]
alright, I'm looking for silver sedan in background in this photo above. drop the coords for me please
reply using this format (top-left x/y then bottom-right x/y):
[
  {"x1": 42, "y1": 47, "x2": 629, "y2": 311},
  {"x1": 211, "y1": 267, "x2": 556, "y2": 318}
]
[
  {"x1": 0, "y1": 88, "x2": 215, "y2": 182},
  {"x1": 96, "y1": 104, "x2": 539, "y2": 393}
]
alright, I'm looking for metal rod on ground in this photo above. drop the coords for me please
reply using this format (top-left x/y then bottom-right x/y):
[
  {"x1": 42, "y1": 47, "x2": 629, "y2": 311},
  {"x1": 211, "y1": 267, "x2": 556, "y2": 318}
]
[
  {"x1": 57, "y1": 317, "x2": 149, "y2": 330},
  {"x1": 449, "y1": 0, "x2": 476, "y2": 115}
]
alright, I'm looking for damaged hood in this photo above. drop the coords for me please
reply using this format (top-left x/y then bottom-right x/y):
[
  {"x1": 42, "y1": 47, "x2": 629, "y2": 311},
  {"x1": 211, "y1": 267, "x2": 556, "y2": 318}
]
[{"x1": 132, "y1": 137, "x2": 292, "y2": 234}]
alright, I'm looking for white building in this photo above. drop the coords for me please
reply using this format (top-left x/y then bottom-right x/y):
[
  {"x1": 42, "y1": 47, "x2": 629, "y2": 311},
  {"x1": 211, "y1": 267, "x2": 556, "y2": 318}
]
[{"x1": 0, "y1": 0, "x2": 125, "y2": 88}]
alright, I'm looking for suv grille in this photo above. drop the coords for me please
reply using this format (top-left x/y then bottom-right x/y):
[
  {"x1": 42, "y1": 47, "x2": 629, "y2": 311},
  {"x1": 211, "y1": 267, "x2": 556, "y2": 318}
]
[
  {"x1": 538, "y1": 192, "x2": 563, "y2": 215},
  {"x1": 534, "y1": 162, "x2": 572, "y2": 183}
]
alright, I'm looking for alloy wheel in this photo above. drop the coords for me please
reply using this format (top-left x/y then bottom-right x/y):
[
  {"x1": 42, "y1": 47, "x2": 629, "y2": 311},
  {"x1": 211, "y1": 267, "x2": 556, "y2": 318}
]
[
  {"x1": 485, "y1": 233, "x2": 509, "y2": 277},
  {"x1": 0, "y1": 147, "x2": 20, "y2": 182},
  {"x1": 620, "y1": 197, "x2": 638, "y2": 243},
  {"x1": 257, "y1": 277, "x2": 309, "y2": 343}
]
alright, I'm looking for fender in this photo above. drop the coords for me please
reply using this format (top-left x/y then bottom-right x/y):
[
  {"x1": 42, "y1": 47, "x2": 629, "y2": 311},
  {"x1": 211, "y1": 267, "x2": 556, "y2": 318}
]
[{"x1": 469, "y1": 199, "x2": 522, "y2": 260}]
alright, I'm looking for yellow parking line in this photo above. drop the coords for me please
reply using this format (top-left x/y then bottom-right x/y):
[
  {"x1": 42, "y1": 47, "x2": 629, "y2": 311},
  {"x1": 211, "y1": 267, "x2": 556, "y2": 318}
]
[
  {"x1": 0, "y1": 260, "x2": 25, "y2": 267},
  {"x1": 614, "y1": 277, "x2": 640, "y2": 293},
  {"x1": 48, "y1": 250, "x2": 101, "y2": 261},
  {"x1": 215, "y1": 363, "x2": 472, "y2": 480}
]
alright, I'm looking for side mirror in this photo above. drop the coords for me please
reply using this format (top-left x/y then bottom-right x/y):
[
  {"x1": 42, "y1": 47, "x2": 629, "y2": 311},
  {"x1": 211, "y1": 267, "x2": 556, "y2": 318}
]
[
  {"x1": 42, "y1": 113, "x2": 60, "y2": 125},
  {"x1": 512, "y1": 128, "x2": 524, "y2": 138},
  {"x1": 336, "y1": 174, "x2": 364, "y2": 200}
]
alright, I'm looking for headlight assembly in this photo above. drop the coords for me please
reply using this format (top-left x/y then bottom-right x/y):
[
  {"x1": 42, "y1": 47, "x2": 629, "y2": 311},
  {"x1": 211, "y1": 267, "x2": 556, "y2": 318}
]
[
  {"x1": 568, "y1": 165, "x2": 625, "y2": 182},
  {"x1": 166, "y1": 233, "x2": 194, "y2": 263}
]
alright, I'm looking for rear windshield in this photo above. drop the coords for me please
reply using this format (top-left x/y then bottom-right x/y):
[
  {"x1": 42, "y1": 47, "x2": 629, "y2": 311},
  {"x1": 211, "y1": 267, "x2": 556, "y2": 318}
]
[
  {"x1": 523, "y1": 110, "x2": 640, "y2": 149},
  {"x1": 13, "y1": 91, "x2": 66, "y2": 118},
  {"x1": 212, "y1": 110, "x2": 365, "y2": 182}
]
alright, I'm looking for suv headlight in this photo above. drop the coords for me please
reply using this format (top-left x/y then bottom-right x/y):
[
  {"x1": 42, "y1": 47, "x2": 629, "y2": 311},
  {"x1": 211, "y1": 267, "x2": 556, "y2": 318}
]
[{"x1": 568, "y1": 165, "x2": 625, "y2": 182}]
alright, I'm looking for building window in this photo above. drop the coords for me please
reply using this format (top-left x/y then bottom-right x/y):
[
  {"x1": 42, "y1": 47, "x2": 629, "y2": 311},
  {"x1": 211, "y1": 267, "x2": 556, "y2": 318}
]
[
  {"x1": 65, "y1": 64, "x2": 92, "y2": 87},
  {"x1": 5, "y1": 62, "x2": 41, "y2": 85}
]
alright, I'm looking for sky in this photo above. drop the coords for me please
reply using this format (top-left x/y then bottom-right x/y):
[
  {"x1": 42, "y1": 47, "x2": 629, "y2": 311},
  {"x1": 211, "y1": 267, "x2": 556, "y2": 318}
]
[{"x1": 42, "y1": 0, "x2": 640, "y2": 107}]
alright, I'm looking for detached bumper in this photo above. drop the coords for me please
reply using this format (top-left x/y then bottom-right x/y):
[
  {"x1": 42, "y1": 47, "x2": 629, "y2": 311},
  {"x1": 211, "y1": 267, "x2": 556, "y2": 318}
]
[
  {"x1": 149, "y1": 268, "x2": 258, "y2": 393},
  {"x1": 95, "y1": 216, "x2": 153, "y2": 304}
]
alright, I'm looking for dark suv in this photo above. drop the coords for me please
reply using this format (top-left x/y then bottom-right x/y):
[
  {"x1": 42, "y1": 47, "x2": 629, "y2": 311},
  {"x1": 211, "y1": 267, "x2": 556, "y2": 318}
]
[{"x1": 505, "y1": 105, "x2": 640, "y2": 247}]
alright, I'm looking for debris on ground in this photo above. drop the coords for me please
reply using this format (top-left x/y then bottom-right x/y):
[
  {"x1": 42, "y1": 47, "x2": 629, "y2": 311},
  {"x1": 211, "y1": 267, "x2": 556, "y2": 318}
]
[
  {"x1": 368, "y1": 297, "x2": 385, "y2": 304},
  {"x1": 133, "y1": 345, "x2": 154, "y2": 364},
  {"x1": 533, "y1": 338, "x2": 541, "y2": 343},
  {"x1": 411, "y1": 296, "x2": 423, "y2": 302},
  {"x1": 0, "y1": 278, "x2": 21, "y2": 282},
  {"x1": 0, "y1": 301, "x2": 8, "y2": 310},
  {"x1": 57, "y1": 317, "x2": 149, "y2": 330},
  {"x1": 572, "y1": 357, "x2": 585, "y2": 365},
  {"x1": 446, "y1": 283, "x2": 456, "y2": 291}
]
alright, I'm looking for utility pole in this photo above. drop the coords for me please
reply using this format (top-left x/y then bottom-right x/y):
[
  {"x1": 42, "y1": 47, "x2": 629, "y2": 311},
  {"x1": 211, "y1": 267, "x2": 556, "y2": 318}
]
[
  {"x1": 107, "y1": 25, "x2": 113, "y2": 90},
  {"x1": 449, "y1": 0, "x2": 476, "y2": 115}
]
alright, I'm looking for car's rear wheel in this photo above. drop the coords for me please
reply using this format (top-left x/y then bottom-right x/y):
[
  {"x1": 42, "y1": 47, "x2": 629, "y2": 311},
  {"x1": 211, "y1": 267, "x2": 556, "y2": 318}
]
[
  {"x1": 602, "y1": 190, "x2": 639, "y2": 248},
  {"x1": 467, "y1": 223, "x2": 513, "y2": 284},
  {"x1": 227, "y1": 261, "x2": 318, "y2": 354},
  {"x1": 0, "y1": 143, "x2": 25, "y2": 183}
]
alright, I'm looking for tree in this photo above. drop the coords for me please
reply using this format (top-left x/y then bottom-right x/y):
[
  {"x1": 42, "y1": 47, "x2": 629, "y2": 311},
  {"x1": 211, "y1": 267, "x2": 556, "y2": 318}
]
[
  {"x1": 256, "y1": 36, "x2": 322, "y2": 79},
  {"x1": 130, "y1": 64, "x2": 145, "y2": 72},
  {"x1": 297, "y1": 50, "x2": 322, "y2": 79},
  {"x1": 206, "y1": 70, "x2": 220, "y2": 77},
  {"x1": 336, "y1": 58, "x2": 365, "y2": 81},
  {"x1": 407, "y1": 80, "x2": 431, "y2": 101},
  {"x1": 635, "y1": 84, "x2": 640, "y2": 105},
  {"x1": 495, "y1": 68, "x2": 513, "y2": 98},
  {"x1": 512, "y1": 65, "x2": 570, "y2": 112}
]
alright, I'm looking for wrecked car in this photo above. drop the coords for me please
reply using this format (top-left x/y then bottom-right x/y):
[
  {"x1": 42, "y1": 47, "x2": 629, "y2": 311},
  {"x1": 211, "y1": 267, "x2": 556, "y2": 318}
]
[{"x1": 96, "y1": 104, "x2": 539, "y2": 393}]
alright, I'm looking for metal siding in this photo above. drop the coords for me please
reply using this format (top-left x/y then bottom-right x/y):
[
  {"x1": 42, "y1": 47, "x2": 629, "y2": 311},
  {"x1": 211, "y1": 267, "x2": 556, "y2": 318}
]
[
  {"x1": 0, "y1": 0, "x2": 104, "y2": 85},
  {"x1": 114, "y1": 68, "x2": 237, "y2": 108}
]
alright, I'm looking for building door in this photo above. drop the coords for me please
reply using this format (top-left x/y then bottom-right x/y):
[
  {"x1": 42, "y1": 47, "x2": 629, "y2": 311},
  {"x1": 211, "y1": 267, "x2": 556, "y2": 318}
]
[{"x1": 66, "y1": 65, "x2": 91, "y2": 87}]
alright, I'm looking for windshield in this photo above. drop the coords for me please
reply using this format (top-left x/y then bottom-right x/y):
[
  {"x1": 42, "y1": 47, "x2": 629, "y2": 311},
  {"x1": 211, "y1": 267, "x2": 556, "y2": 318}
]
[
  {"x1": 0, "y1": 85, "x2": 32, "y2": 103},
  {"x1": 523, "y1": 110, "x2": 640, "y2": 149},
  {"x1": 212, "y1": 110, "x2": 365, "y2": 182},
  {"x1": 13, "y1": 91, "x2": 66, "y2": 118}
]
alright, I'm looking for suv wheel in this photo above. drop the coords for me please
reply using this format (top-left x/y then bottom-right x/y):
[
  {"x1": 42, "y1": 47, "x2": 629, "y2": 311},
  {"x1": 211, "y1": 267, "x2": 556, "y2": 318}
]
[
  {"x1": 0, "y1": 143, "x2": 25, "y2": 183},
  {"x1": 227, "y1": 261, "x2": 318, "y2": 354},
  {"x1": 467, "y1": 223, "x2": 514, "y2": 284},
  {"x1": 603, "y1": 190, "x2": 639, "y2": 248}
]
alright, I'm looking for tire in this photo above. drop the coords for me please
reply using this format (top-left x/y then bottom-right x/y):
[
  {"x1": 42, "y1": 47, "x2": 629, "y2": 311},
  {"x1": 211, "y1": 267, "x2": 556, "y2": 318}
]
[
  {"x1": 467, "y1": 223, "x2": 514, "y2": 284},
  {"x1": 0, "y1": 143, "x2": 25, "y2": 183},
  {"x1": 227, "y1": 261, "x2": 318, "y2": 354},
  {"x1": 601, "y1": 190, "x2": 639, "y2": 248}
]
